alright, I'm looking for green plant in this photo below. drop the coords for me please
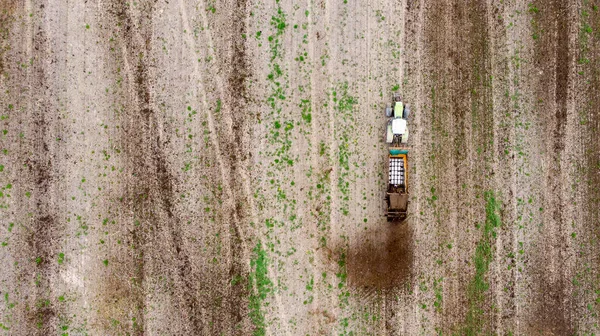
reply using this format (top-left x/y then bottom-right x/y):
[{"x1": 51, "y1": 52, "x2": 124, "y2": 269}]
[{"x1": 461, "y1": 191, "x2": 502, "y2": 335}]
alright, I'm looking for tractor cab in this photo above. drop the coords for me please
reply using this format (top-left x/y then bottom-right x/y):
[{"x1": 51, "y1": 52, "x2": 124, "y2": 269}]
[{"x1": 386, "y1": 96, "x2": 409, "y2": 146}]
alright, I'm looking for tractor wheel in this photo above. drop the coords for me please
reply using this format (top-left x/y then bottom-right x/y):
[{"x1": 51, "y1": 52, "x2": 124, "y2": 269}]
[
  {"x1": 403, "y1": 104, "x2": 410, "y2": 119},
  {"x1": 385, "y1": 107, "x2": 393, "y2": 117}
]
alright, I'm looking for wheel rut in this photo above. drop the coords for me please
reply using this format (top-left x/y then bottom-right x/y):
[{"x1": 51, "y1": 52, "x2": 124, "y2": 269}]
[
  {"x1": 527, "y1": 1, "x2": 573, "y2": 333},
  {"x1": 20, "y1": 4, "x2": 62, "y2": 334},
  {"x1": 105, "y1": 0, "x2": 206, "y2": 333}
]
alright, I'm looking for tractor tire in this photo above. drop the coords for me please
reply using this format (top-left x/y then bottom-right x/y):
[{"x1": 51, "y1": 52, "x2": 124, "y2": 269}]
[
  {"x1": 385, "y1": 107, "x2": 393, "y2": 117},
  {"x1": 403, "y1": 104, "x2": 410, "y2": 119}
]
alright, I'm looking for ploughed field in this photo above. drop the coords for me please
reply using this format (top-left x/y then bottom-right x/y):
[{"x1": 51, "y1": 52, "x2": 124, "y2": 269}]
[{"x1": 0, "y1": 0, "x2": 599, "y2": 335}]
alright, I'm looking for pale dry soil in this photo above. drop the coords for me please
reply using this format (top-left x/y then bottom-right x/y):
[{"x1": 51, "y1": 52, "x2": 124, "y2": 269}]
[{"x1": 0, "y1": 0, "x2": 599, "y2": 335}]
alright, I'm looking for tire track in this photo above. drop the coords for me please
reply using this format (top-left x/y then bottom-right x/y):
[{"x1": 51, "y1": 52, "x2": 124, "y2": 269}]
[
  {"x1": 459, "y1": 0, "x2": 497, "y2": 331},
  {"x1": 446, "y1": 0, "x2": 475, "y2": 331},
  {"x1": 325, "y1": 0, "x2": 338, "y2": 258},
  {"x1": 305, "y1": 0, "x2": 331, "y2": 331},
  {"x1": 180, "y1": 0, "x2": 256, "y2": 247},
  {"x1": 502, "y1": 1, "x2": 532, "y2": 333},
  {"x1": 484, "y1": 0, "x2": 516, "y2": 333},
  {"x1": 0, "y1": 1, "x2": 17, "y2": 77},
  {"x1": 398, "y1": 0, "x2": 424, "y2": 332},
  {"x1": 217, "y1": 0, "x2": 253, "y2": 331},
  {"x1": 104, "y1": 1, "x2": 209, "y2": 334},
  {"x1": 572, "y1": 0, "x2": 600, "y2": 332},
  {"x1": 420, "y1": 0, "x2": 454, "y2": 332},
  {"x1": 527, "y1": 0, "x2": 574, "y2": 333},
  {"x1": 305, "y1": 0, "x2": 344, "y2": 332},
  {"x1": 17, "y1": 1, "x2": 62, "y2": 334},
  {"x1": 308, "y1": 0, "x2": 324, "y2": 329},
  {"x1": 461, "y1": 0, "x2": 509, "y2": 334},
  {"x1": 351, "y1": 0, "x2": 415, "y2": 332},
  {"x1": 419, "y1": 0, "x2": 498, "y2": 333},
  {"x1": 264, "y1": 0, "x2": 296, "y2": 331},
  {"x1": 179, "y1": 0, "x2": 254, "y2": 332},
  {"x1": 107, "y1": 2, "x2": 154, "y2": 334}
]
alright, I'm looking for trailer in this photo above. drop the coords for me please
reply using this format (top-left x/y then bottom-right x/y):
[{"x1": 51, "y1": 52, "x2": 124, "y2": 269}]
[{"x1": 385, "y1": 148, "x2": 409, "y2": 221}]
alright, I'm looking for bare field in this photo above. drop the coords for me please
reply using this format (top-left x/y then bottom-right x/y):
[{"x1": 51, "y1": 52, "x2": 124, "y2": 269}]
[{"x1": 1, "y1": 0, "x2": 599, "y2": 335}]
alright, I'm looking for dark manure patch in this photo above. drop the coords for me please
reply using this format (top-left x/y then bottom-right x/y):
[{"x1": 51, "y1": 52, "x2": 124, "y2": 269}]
[{"x1": 346, "y1": 222, "x2": 413, "y2": 290}]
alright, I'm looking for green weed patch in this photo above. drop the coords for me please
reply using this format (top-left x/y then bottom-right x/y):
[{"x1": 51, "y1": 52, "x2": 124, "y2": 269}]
[
  {"x1": 248, "y1": 242, "x2": 273, "y2": 336},
  {"x1": 460, "y1": 191, "x2": 501, "y2": 335}
]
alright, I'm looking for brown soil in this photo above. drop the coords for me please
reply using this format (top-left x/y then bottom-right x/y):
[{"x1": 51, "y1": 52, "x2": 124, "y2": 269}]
[{"x1": 0, "y1": 0, "x2": 599, "y2": 335}]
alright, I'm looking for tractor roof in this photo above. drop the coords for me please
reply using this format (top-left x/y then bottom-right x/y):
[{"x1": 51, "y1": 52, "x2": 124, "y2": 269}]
[{"x1": 392, "y1": 118, "x2": 407, "y2": 135}]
